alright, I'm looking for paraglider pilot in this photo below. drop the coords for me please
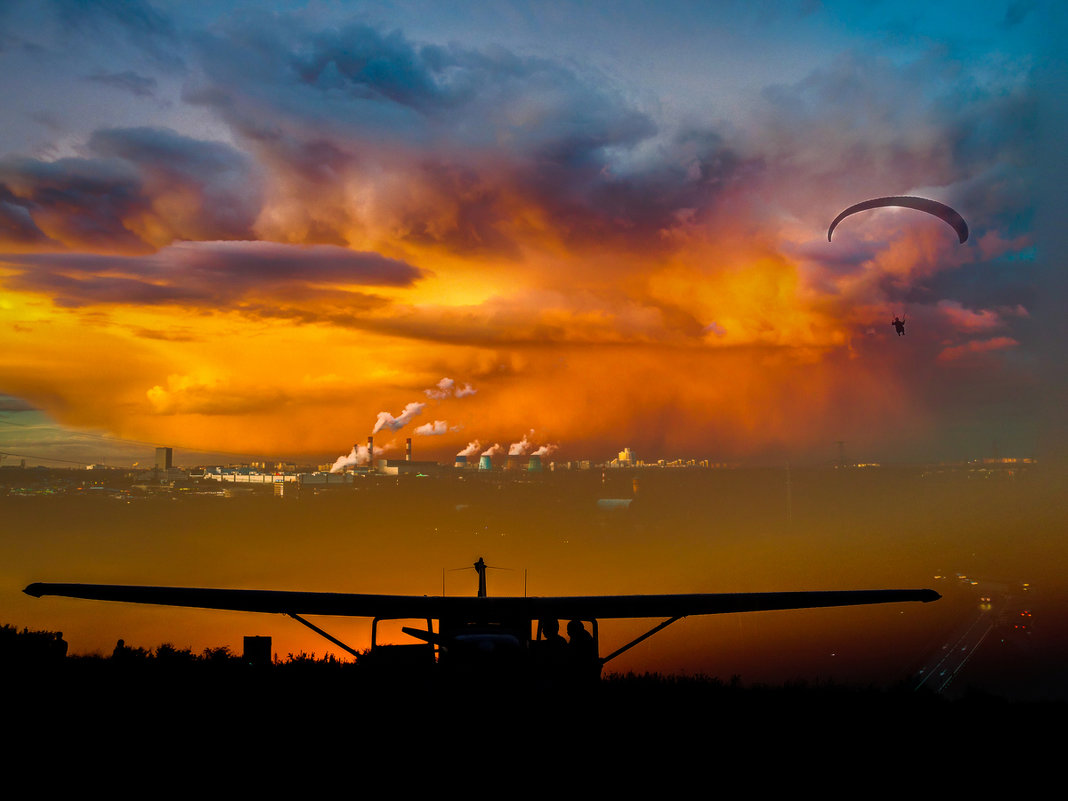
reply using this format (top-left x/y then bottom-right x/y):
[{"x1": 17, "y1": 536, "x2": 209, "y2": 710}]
[{"x1": 892, "y1": 316, "x2": 906, "y2": 336}]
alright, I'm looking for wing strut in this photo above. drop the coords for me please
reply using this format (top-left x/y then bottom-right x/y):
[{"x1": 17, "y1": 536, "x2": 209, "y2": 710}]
[
  {"x1": 286, "y1": 613, "x2": 361, "y2": 659},
  {"x1": 601, "y1": 616, "x2": 683, "y2": 665}
]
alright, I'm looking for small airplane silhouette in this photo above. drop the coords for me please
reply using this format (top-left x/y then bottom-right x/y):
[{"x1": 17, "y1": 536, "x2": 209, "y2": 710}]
[{"x1": 25, "y1": 558, "x2": 940, "y2": 678}]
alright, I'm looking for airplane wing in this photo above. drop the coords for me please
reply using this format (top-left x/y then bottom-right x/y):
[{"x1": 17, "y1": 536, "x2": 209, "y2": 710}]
[{"x1": 24, "y1": 582, "x2": 939, "y2": 619}]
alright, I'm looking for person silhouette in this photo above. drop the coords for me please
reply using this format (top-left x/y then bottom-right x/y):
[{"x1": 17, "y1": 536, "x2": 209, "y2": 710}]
[
  {"x1": 892, "y1": 316, "x2": 906, "y2": 336},
  {"x1": 566, "y1": 619, "x2": 598, "y2": 682},
  {"x1": 537, "y1": 618, "x2": 568, "y2": 678}
]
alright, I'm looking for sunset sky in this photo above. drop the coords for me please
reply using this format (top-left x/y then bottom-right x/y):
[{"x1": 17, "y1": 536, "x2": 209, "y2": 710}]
[{"x1": 1, "y1": 0, "x2": 1062, "y2": 467}]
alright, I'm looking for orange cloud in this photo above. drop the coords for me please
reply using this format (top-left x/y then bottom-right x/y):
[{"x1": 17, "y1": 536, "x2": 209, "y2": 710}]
[{"x1": 937, "y1": 336, "x2": 1019, "y2": 363}]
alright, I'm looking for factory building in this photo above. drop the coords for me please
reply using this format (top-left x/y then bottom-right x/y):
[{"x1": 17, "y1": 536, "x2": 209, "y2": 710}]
[
  {"x1": 299, "y1": 472, "x2": 354, "y2": 487},
  {"x1": 202, "y1": 468, "x2": 299, "y2": 484},
  {"x1": 375, "y1": 459, "x2": 441, "y2": 476}
]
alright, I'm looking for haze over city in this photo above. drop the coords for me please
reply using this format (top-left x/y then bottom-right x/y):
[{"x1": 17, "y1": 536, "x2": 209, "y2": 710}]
[{"x1": 1, "y1": 2, "x2": 1065, "y2": 695}]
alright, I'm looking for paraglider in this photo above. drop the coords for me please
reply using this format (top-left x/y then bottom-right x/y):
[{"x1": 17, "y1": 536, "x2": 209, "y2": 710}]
[{"x1": 828, "y1": 196, "x2": 969, "y2": 244}]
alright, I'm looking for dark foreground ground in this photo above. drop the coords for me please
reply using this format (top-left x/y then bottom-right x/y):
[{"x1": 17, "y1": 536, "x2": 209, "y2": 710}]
[{"x1": 6, "y1": 624, "x2": 1062, "y2": 783}]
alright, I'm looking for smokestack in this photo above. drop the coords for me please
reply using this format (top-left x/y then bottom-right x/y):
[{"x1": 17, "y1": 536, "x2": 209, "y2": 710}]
[
  {"x1": 367, "y1": 436, "x2": 374, "y2": 468},
  {"x1": 352, "y1": 444, "x2": 358, "y2": 473},
  {"x1": 406, "y1": 437, "x2": 412, "y2": 462}
]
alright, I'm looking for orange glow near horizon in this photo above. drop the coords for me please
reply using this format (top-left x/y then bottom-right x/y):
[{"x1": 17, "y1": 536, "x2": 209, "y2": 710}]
[{"x1": 0, "y1": 214, "x2": 1026, "y2": 465}]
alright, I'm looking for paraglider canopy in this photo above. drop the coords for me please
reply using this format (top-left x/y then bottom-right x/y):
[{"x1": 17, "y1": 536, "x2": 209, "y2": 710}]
[{"x1": 828, "y1": 196, "x2": 968, "y2": 244}]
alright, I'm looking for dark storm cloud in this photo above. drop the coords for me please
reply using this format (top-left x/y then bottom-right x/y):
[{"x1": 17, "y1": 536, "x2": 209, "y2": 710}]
[
  {"x1": 191, "y1": 20, "x2": 654, "y2": 151},
  {"x1": 0, "y1": 241, "x2": 422, "y2": 309},
  {"x1": 186, "y1": 19, "x2": 755, "y2": 254},
  {"x1": 86, "y1": 70, "x2": 159, "y2": 98},
  {"x1": 0, "y1": 155, "x2": 148, "y2": 251},
  {"x1": 89, "y1": 127, "x2": 263, "y2": 241},
  {"x1": 0, "y1": 185, "x2": 59, "y2": 247},
  {"x1": 0, "y1": 127, "x2": 261, "y2": 251},
  {"x1": 231, "y1": 288, "x2": 711, "y2": 349},
  {"x1": 523, "y1": 128, "x2": 762, "y2": 248},
  {"x1": 166, "y1": 241, "x2": 423, "y2": 286},
  {"x1": 7, "y1": 270, "x2": 210, "y2": 308}
]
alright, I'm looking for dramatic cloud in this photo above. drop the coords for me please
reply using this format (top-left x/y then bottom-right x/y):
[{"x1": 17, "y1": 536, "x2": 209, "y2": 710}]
[
  {"x1": 0, "y1": 3, "x2": 1051, "y2": 465},
  {"x1": 0, "y1": 240, "x2": 422, "y2": 309},
  {"x1": 180, "y1": 18, "x2": 767, "y2": 258},
  {"x1": 0, "y1": 127, "x2": 261, "y2": 252}
]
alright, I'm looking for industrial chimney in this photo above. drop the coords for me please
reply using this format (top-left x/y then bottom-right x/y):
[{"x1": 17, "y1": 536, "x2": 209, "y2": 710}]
[
  {"x1": 406, "y1": 437, "x2": 412, "y2": 462},
  {"x1": 367, "y1": 436, "x2": 374, "y2": 468}
]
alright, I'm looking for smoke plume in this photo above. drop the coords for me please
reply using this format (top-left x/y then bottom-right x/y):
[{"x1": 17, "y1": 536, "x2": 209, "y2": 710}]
[
  {"x1": 329, "y1": 444, "x2": 370, "y2": 473},
  {"x1": 372, "y1": 401, "x2": 425, "y2": 434},
  {"x1": 425, "y1": 377, "x2": 476, "y2": 399},
  {"x1": 424, "y1": 377, "x2": 455, "y2": 399},
  {"x1": 508, "y1": 431, "x2": 534, "y2": 456},
  {"x1": 414, "y1": 420, "x2": 450, "y2": 436}
]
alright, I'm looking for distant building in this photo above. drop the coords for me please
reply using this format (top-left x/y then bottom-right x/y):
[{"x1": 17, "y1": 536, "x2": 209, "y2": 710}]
[
  {"x1": 155, "y1": 447, "x2": 173, "y2": 470},
  {"x1": 299, "y1": 472, "x2": 353, "y2": 487},
  {"x1": 203, "y1": 467, "x2": 298, "y2": 485},
  {"x1": 376, "y1": 459, "x2": 440, "y2": 476}
]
